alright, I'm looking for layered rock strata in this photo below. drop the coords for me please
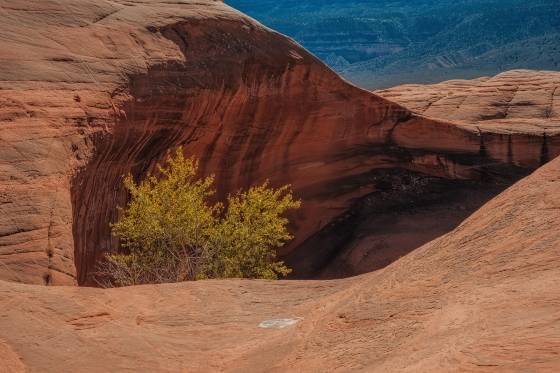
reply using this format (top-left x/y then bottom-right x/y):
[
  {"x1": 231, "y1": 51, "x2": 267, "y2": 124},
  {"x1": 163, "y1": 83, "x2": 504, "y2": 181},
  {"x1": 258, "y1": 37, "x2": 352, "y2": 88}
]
[
  {"x1": 0, "y1": 0, "x2": 558, "y2": 285},
  {"x1": 1, "y1": 153, "x2": 559, "y2": 372}
]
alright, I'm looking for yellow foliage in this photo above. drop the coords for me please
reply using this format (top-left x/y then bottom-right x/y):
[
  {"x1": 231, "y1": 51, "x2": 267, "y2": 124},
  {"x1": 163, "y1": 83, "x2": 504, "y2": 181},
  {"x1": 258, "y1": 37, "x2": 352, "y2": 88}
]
[{"x1": 96, "y1": 148, "x2": 300, "y2": 287}]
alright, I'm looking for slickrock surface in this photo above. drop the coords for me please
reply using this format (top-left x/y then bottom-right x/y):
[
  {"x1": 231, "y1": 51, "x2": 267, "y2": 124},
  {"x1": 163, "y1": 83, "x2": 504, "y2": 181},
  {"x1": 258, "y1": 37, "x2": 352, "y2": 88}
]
[
  {"x1": 1, "y1": 0, "x2": 559, "y2": 285},
  {"x1": 377, "y1": 69, "x2": 560, "y2": 134},
  {"x1": 306, "y1": 69, "x2": 560, "y2": 279},
  {"x1": 1, "y1": 155, "x2": 559, "y2": 372}
]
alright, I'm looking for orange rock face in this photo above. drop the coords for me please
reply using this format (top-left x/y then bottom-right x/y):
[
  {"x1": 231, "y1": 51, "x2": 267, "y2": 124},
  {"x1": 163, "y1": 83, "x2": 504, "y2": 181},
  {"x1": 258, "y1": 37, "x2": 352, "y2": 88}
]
[
  {"x1": 307, "y1": 70, "x2": 560, "y2": 279},
  {"x1": 0, "y1": 0, "x2": 559, "y2": 285},
  {"x1": 378, "y1": 69, "x2": 560, "y2": 165},
  {"x1": 1, "y1": 155, "x2": 559, "y2": 372},
  {"x1": 377, "y1": 70, "x2": 560, "y2": 125}
]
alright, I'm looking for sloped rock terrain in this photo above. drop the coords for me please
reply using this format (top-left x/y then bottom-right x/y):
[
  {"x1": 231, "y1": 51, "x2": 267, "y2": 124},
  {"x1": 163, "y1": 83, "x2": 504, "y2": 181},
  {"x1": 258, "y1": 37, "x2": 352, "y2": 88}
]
[
  {"x1": 290, "y1": 69, "x2": 560, "y2": 278},
  {"x1": 377, "y1": 69, "x2": 560, "y2": 132},
  {"x1": 1, "y1": 1, "x2": 559, "y2": 371},
  {"x1": 1, "y1": 0, "x2": 559, "y2": 286},
  {"x1": 0, "y1": 0, "x2": 406, "y2": 285},
  {"x1": 1, "y1": 150, "x2": 559, "y2": 372},
  {"x1": 304, "y1": 69, "x2": 560, "y2": 278}
]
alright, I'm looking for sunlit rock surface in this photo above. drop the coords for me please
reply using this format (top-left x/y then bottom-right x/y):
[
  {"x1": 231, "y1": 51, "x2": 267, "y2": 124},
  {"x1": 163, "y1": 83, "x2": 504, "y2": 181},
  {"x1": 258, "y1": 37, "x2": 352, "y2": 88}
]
[
  {"x1": 0, "y1": 0, "x2": 558, "y2": 285},
  {"x1": 1, "y1": 155, "x2": 559, "y2": 371}
]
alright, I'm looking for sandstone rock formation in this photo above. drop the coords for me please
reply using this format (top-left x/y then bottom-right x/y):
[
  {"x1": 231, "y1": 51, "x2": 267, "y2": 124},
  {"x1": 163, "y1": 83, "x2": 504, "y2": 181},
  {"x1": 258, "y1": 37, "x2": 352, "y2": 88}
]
[
  {"x1": 377, "y1": 69, "x2": 560, "y2": 136},
  {"x1": 1, "y1": 154, "x2": 559, "y2": 372},
  {"x1": 308, "y1": 69, "x2": 560, "y2": 279},
  {"x1": 1, "y1": 0, "x2": 559, "y2": 286},
  {"x1": 379, "y1": 69, "x2": 560, "y2": 166}
]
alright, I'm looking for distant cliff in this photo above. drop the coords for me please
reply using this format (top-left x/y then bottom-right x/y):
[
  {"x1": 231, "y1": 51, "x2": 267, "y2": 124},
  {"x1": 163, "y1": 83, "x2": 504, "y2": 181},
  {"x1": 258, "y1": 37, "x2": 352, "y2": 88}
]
[{"x1": 227, "y1": 0, "x2": 560, "y2": 89}]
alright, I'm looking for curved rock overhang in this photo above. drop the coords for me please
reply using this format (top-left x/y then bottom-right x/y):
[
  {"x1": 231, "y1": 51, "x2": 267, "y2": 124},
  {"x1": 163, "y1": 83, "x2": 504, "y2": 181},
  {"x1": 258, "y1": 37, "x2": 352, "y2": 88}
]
[{"x1": 0, "y1": 0, "x2": 558, "y2": 285}]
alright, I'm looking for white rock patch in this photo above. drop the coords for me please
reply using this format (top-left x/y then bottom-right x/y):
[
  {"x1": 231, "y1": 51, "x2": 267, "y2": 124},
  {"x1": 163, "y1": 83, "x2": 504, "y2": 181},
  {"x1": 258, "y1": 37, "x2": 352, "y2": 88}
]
[{"x1": 258, "y1": 318, "x2": 303, "y2": 329}]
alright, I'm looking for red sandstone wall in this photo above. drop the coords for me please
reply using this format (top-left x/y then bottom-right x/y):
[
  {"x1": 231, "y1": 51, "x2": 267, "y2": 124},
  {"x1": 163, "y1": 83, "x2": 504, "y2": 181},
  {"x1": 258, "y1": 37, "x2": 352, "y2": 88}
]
[{"x1": 0, "y1": 0, "x2": 558, "y2": 285}]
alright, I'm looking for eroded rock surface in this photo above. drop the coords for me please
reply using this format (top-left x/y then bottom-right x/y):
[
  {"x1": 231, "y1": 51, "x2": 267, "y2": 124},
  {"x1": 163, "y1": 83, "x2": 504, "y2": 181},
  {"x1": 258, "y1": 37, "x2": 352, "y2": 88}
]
[
  {"x1": 1, "y1": 155, "x2": 559, "y2": 372},
  {"x1": 1, "y1": 0, "x2": 559, "y2": 285},
  {"x1": 377, "y1": 69, "x2": 560, "y2": 135},
  {"x1": 299, "y1": 70, "x2": 560, "y2": 278}
]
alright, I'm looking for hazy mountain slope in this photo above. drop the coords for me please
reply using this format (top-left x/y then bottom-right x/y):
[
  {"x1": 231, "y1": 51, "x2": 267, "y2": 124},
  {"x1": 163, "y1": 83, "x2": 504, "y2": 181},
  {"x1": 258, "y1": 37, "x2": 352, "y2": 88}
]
[{"x1": 227, "y1": 0, "x2": 560, "y2": 88}]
